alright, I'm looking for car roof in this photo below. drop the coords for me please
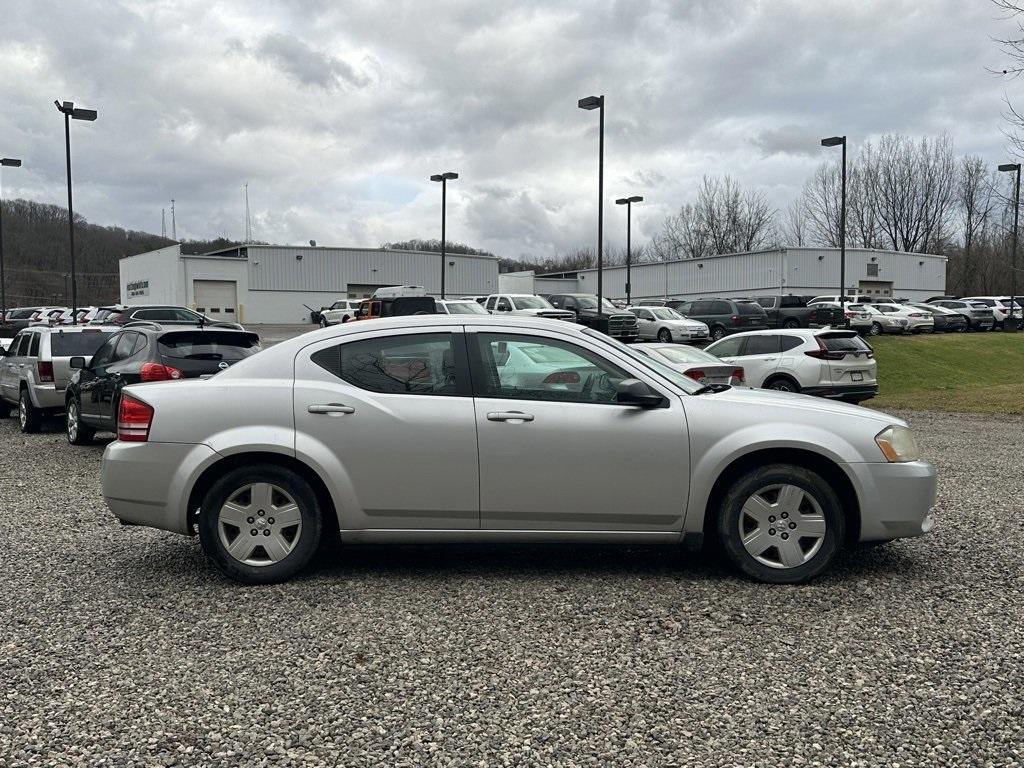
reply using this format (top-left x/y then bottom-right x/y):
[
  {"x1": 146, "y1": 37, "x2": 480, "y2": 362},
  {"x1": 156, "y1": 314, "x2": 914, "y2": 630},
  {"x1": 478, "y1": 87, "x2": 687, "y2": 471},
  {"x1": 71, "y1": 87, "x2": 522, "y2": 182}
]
[{"x1": 708, "y1": 328, "x2": 819, "y2": 339}]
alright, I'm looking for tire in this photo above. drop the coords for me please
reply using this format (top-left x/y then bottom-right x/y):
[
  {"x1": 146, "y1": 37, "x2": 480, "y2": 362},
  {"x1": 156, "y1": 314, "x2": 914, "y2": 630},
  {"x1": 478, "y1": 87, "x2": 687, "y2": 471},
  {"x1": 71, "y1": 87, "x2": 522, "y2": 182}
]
[
  {"x1": 869, "y1": 322, "x2": 882, "y2": 337},
  {"x1": 717, "y1": 463, "x2": 845, "y2": 584},
  {"x1": 19, "y1": 389, "x2": 41, "y2": 434},
  {"x1": 65, "y1": 397, "x2": 95, "y2": 445},
  {"x1": 764, "y1": 375, "x2": 801, "y2": 393},
  {"x1": 657, "y1": 328, "x2": 673, "y2": 343},
  {"x1": 710, "y1": 325, "x2": 727, "y2": 341},
  {"x1": 198, "y1": 464, "x2": 323, "y2": 584},
  {"x1": 319, "y1": 317, "x2": 329, "y2": 328},
  {"x1": 782, "y1": 318, "x2": 799, "y2": 329}
]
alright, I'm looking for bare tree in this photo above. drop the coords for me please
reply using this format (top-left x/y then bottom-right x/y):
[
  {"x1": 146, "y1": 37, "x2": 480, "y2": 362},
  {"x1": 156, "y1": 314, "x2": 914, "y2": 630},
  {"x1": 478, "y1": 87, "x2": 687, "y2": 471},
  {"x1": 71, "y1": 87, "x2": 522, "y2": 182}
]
[{"x1": 779, "y1": 198, "x2": 809, "y2": 247}]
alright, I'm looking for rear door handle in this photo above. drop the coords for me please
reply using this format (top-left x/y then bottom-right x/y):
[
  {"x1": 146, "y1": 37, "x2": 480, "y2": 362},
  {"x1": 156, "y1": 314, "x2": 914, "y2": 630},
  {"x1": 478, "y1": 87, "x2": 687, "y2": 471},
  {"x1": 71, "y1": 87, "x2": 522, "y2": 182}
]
[
  {"x1": 308, "y1": 403, "x2": 355, "y2": 415},
  {"x1": 487, "y1": 411, "x2": 534, "y2": 422}
]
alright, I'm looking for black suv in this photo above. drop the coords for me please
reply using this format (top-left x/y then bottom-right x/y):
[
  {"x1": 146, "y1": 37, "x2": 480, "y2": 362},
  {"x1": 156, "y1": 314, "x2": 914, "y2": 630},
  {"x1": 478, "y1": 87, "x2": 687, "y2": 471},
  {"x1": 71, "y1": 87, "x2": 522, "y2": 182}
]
[
  {"x1": 64, "y1": 324, "x2": 261, "y2": 444},
  {"x1": 543, "y1": 294, "x2": 639, "y2": 341},
  {"x1": 669, "y1": 298, "x2": 769, "y2": 341},
  {"x1": 90, "y1": 305, "x2": 244, "y2": 330}
]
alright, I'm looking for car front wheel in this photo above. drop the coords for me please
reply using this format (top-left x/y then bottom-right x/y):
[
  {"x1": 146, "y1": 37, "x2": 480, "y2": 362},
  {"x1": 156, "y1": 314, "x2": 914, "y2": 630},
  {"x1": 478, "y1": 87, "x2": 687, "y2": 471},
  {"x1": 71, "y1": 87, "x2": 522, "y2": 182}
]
[
  {"x1": 717, "y1": 464, "x2": 844, "y2": 584},
  {"x1": 65, "y1": 397, "x2": 95, "y2": 445},
  {"x1": 198, "y1": 464, "x2": 323, "y2": 584}
]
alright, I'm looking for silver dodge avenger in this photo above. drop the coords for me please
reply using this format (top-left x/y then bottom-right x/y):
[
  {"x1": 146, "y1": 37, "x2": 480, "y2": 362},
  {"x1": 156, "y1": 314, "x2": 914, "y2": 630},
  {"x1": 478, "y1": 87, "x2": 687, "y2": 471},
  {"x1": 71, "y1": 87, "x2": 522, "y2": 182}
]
[{"x1": 101, "y1": 315, "x2": 936, "y2": 585}]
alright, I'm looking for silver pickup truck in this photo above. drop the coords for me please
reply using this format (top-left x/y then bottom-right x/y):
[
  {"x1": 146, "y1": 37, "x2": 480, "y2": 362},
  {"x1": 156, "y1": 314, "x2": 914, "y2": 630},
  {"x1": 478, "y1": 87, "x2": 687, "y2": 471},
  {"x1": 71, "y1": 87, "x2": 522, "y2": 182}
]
[{"x1": 0, "y1": 326, "x2": 113, "y2": 432}]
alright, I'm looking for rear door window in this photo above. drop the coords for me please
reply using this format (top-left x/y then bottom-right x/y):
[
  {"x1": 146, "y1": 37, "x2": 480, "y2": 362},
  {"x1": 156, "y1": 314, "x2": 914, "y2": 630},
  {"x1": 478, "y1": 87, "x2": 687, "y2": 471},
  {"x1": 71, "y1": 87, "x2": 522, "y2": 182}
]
[
  {"x1": 485, "y1": 296, "x2": 497, "y2": 310},
  {"x1": 742, "y1": 335, "x2": 780, "y2": 356},
  {"x1": 312, "y1": 333, "x2": 460, "y2": 396},
  {"x1": 114, "y1": 332, "x2": 139, "y2": 361},
  {"x1": 158, "y1": 331, "x2": 261, "y2": 362}
]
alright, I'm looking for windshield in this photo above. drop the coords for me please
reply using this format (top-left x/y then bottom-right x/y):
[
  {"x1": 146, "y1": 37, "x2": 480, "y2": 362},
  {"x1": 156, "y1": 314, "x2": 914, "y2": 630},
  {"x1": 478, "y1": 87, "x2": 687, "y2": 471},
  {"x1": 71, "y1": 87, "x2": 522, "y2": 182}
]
[
  {"x1": 444, "y1": 301, "x2": 488, "y2": 315},
  {"x1": 511, "y1": 296, "x2": 552, "y2": 310},
  {"x1": 651, "y1": 307, "x2": 683, "y2": 320},
  {"x1": 581, "y1": 328, "x2": 702, "y2": 393}
]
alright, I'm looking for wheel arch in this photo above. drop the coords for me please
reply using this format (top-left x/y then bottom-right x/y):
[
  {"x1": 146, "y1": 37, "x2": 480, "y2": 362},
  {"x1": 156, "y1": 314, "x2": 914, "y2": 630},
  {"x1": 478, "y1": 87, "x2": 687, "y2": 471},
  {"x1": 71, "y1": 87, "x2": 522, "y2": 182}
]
[
  {"x1": 185, "y1": 451, "x2": 338, "y2": 538},
  {"x1": 763, "y1": 373, "x2": 801, "y2": 391},
  {"x1": 700, "y1": 447, "x2": 861, "y2": 547}
]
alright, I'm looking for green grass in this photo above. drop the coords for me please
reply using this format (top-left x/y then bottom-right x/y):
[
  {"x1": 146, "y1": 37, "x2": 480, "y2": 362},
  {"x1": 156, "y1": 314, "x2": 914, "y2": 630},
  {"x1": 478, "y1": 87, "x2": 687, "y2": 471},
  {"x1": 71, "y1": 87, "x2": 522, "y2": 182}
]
[{"x1": 869, "y1": 331, "x2": 1024, "y2": 415}]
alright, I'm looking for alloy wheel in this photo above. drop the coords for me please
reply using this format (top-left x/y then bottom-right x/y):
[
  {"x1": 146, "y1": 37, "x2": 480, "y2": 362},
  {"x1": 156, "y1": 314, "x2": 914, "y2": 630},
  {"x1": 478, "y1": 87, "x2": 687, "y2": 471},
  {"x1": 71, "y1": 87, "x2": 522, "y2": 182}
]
[
  {"x1": 870, "y1": 322, "x2": 882, "y2": 336},
  {"x1": 67, "y1": 401, "x2": 78, "y2": 441},
  {"x1": 738, "y1": 483, "x2": 827, "y2": 569},
  {"x1": 217, "y1": 482, "x2": 303, "y2": 566},
  {"x1": 19, "y1": 398, "x2": 27, "y2": 430}
]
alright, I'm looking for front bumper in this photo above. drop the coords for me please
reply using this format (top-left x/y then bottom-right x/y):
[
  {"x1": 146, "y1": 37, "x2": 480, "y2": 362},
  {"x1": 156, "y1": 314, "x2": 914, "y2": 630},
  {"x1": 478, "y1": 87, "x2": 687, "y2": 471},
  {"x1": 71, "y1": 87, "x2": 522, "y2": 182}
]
[
  {"x1": 102, "y1": 440, "x2": 220, "y2": 534},
  {"x1": 846, "y1": 460, "x2": 937, "y2": 542}
]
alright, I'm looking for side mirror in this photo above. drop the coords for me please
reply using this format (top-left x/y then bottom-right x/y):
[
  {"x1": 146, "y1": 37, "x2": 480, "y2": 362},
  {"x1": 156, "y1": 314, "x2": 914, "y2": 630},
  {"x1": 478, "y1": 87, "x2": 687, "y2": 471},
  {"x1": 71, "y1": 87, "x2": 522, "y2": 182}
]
[
  {"x1": 69, "y1": 356, "x2": 86, "y2": 369},
  {"x1": 615, "y1": 378, "x2": 664, "y2": 408}
]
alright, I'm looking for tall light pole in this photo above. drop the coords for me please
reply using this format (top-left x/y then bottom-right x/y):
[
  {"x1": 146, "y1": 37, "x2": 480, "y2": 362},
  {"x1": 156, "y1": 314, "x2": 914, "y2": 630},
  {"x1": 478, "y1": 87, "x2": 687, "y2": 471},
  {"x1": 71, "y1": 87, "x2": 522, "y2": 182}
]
[
  {"x1": 0, "y1": 157, "x2": 22, "y2": 322},
  {"x1": 999, "y1": 162, "x2": 1021, "y2": 332},
  {"x1": 615, "y1": 195, "x2": 643, "y2": 306},
  {"x1": 55, "y1": 100, "x2": 97, "y2": 318},
  {"x1": 821, "y1": 136, "x2": 847, "y2": 306},
  {"x1": 579, "y1": 94, "x2": 605, "y2": 316},
  {"x1": 430, "y1": 171, "x2": 458, "y2": 300}
]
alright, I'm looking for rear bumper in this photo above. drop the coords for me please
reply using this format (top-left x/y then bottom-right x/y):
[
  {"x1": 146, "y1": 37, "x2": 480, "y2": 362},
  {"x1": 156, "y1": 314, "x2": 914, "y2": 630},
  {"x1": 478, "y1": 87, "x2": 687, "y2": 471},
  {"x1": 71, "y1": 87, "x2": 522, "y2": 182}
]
[
  {"x1": 803, "y1": 383, "x2": 878, "y2": 401},
  {"x1": 847, "y1": 460, "x2": 937, "y2": 542},
  {"x1": 28, "y1": 383, "x2": 66, "y2": 410},
  {"x1": 102, "y1": 440, "x2": 220, "y2": 534}
]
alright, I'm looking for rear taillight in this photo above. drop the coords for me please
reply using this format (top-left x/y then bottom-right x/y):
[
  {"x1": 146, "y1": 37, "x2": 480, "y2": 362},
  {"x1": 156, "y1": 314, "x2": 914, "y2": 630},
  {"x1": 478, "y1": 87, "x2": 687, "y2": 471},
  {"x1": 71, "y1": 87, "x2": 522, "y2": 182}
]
[
  {"x1": 685, "y1": 369, "x2": 706, "y2": 381},
  {"x1": 542, "y1": 371, "x2": 581, "y2": 384},
  {"x1": 731, "y1": 367, "x2": 745, "y2": 383},
  {"x1": 730, "y1": 315, "x2": 741, "y2": 326},
  {"x1": 117, "y1": 394, "x2": 153, "y2": 442},
  {"x1": 804, "y1": 337, "x2": 845, "y2": 360},
  {"x1": 37, "y1": 361, "x2": 55, "y2": 383},
  {"x1": 140, "y1": 362, "x2": 184, "y2": 382}
]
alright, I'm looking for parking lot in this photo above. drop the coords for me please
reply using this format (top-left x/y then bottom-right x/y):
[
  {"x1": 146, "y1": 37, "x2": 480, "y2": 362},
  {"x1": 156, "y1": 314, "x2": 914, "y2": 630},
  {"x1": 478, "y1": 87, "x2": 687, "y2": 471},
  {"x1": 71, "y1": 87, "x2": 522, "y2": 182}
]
[{"x1": 2, "y1": 404, "x2": 1022, "y2": 766}]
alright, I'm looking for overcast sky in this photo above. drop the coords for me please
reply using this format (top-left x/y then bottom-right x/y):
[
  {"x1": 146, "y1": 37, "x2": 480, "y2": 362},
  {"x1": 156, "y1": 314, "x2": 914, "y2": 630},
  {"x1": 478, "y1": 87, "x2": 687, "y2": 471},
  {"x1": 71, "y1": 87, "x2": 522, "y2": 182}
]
[{"x1": 0, "y1": 0, "x2": 1016, "y2": 259}]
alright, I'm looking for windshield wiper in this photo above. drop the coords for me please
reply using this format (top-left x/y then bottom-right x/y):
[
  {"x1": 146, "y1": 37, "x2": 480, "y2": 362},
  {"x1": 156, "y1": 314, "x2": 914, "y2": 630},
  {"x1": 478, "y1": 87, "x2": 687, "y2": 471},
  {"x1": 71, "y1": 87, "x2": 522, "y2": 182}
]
[{"x1": 692, "y1": 383, "x2": 732, "y2": 395}]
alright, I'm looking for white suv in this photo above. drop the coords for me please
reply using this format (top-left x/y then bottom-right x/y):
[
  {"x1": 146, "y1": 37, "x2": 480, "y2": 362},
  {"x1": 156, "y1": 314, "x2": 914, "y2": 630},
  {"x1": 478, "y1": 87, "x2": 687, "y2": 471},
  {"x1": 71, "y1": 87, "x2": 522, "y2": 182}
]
[
  {"x1": 960, "y1": 296, "x2": 1023, "y2": 328},
  {"x1": 319, "y1": 300, "x2": 360, "y2": 327},
  {"x1": 704, "y1": 328, "x2": 877, "y2": 403}
]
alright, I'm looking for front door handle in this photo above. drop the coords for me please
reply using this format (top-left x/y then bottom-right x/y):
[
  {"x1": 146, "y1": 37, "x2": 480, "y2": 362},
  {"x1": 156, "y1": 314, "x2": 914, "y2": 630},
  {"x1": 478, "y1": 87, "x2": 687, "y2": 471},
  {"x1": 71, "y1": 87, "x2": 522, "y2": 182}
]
[
  {"x1": 487, "y1": 411, "x2": 534, "y2": 422},
  {"x1": 308, "y1": 403, "x2": 355, "y2": 415}
]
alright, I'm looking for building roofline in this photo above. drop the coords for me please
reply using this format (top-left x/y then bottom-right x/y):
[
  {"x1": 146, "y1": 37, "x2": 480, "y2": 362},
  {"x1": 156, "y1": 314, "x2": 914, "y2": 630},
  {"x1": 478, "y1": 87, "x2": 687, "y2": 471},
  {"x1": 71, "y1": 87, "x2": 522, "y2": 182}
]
[{"x1": 196, "y1": 244, "x2": 499, "y2": 261}]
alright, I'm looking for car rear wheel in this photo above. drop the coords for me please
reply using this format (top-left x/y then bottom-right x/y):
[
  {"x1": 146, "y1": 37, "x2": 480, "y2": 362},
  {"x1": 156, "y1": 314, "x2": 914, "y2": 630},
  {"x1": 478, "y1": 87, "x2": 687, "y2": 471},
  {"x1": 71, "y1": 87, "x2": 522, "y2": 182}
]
[
  {"x1": 657, "y1": 328, "x2": 673, "y2": 343},
  {"x1": 764, "y1": 376, "x2": 800, "y2": 393},
  {"x1": 869, "y1": 322, "x2": 882, "y2": 336},
  {"x1": 198, "y1": 464, "x2": 323, "y2": 584},
  {"x1": 718, "y1": 464, "x2": 844, "y2": 584},
  {"x1": 65, "y1": 397, "x2": 95, "y2": 445},
  {"x1": 782, "y1": 318, "x2": 799, "y2": 329},
  {"x1": 19, "y1": 389, "x2": 41, "y2": 433}
]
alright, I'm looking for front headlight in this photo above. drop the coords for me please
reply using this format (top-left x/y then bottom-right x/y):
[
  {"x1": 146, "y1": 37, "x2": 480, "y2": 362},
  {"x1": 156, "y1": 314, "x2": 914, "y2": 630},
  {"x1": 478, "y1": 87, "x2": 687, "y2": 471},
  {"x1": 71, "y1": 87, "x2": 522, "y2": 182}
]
[{"x1": 875, "y1": 425, "x2": 921, "y2": 462}]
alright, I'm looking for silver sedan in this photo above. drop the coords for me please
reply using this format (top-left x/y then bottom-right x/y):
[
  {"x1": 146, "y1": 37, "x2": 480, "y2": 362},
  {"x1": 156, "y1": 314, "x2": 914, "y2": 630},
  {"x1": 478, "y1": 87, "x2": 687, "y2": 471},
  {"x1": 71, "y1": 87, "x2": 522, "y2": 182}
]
[
  {"x1": 101, "y1": 315, "x2": 936, "y2": 586},
  {"x1": 627, "y1": 306, "x2": 710, "y2": 343}
]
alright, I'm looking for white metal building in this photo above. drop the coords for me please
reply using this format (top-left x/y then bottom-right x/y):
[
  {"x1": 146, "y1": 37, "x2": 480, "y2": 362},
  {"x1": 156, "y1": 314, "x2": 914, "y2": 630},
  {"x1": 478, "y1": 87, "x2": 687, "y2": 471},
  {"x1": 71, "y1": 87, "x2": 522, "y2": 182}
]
[
  {"x1": 119, "y1": 244, "x2": 500, "y2": 324},
  {"x1": 533, "y1": 247, "x2": 947, "y2": 302}
]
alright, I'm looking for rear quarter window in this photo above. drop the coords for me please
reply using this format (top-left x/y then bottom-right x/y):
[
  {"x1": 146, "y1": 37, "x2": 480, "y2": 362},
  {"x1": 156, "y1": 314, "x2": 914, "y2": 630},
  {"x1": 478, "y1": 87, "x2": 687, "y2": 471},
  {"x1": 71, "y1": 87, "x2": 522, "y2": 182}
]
[{"x1": 821, "y1": 334, "x2": 871, "y2": 353}]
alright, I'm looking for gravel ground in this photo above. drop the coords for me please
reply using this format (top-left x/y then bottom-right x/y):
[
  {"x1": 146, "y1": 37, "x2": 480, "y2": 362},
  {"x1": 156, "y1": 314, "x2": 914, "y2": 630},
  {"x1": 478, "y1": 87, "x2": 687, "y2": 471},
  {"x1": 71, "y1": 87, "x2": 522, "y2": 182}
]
[{"x1": 1, "y1": 409, "x2": 1023, "y2": 767}]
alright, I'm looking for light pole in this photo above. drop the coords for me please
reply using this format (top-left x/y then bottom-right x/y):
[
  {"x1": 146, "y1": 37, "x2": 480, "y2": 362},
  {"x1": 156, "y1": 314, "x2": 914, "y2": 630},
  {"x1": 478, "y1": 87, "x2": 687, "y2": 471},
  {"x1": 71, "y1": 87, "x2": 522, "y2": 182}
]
[
  {"x1": 0, "y1": 157, "x2": 22, "y2": 322},
  {"x1": 55, "y1": 100, "x2": 97, "y2": 318},
  {"x1": 429, "y1": 171, "x2": 458, "y2": 300},
  {"x1": 615, "y1": 195, "x2": 643, "y2": 306},
  {"x1": 821, "y1": 136, "x2": 847, "y2": 306},
  {"x1": 999, "y1": 162, "x2": 1021, "y2": 332},
  {"x1": 579, "y1": 94, "x2": 605, "y2": 316}
]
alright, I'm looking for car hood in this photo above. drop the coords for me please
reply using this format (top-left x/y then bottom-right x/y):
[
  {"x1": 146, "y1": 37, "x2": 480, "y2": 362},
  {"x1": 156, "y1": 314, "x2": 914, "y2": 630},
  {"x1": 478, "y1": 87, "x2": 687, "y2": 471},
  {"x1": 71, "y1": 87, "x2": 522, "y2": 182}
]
[{"x1": 690, "y1": 385, "x2": 903, "y2": 427}]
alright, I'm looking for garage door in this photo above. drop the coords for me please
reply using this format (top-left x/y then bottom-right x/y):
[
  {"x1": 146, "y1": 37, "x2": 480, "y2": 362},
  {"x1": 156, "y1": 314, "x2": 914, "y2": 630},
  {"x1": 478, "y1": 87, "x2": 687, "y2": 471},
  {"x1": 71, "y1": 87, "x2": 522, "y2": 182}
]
[{"x1": 194, "y1": 280, "x2": 238, "y2": 322}]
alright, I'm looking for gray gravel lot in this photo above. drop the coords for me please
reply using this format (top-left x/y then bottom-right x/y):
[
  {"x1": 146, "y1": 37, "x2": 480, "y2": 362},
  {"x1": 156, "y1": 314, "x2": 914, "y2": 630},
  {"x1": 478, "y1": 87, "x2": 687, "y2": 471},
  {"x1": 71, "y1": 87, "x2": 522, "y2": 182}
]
[{"x1": 1, "y1": 409, "x2": 1023, "y2": 767}]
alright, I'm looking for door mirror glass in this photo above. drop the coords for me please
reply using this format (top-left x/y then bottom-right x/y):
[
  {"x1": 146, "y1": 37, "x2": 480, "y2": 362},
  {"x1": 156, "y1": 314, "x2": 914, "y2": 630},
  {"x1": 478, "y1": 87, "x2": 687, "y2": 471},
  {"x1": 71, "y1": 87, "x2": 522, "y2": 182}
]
[
  {"x1": 69, "y1": 356, "x2": 86, "y2": 369},
  {"x1": 615, "y1": 378, "x2": 664, "y2": 408}
]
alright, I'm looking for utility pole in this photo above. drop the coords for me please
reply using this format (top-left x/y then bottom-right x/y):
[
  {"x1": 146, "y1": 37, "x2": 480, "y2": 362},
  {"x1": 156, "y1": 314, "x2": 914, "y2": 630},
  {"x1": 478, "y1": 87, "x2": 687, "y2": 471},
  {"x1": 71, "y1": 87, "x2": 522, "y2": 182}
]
[
  {"x1": 171, "y1": 199, "x2": 176, "y2": 240},
  {"x1": 161, "y1": 208, "x2": 166, "y2": 238},
  {"x1": 244, "y1": 183, "x2": 252, "y2": 243}
]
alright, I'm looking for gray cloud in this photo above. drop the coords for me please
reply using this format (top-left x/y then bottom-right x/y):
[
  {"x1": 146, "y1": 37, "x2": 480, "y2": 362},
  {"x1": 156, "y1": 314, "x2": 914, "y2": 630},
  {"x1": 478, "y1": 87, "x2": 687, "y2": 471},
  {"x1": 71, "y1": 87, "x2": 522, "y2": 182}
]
[{"x1": 0, "y1": 0, "x2": 1013, "y2": 257}]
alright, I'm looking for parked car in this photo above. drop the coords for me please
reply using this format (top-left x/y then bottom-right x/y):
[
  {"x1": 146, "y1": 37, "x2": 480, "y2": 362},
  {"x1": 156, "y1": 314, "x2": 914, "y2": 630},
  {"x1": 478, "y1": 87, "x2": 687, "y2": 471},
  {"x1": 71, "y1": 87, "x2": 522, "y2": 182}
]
[
  {"x1": 100, "y1": 314, "x2": 935, "y2": 585},
  {"x1": 705, "y1": 329, "x2": 877, "y2": 402},
  {"x1": 960, "y1": 296, "x2": 1024, "y2": 328},
  {"x1": 65, "y1": 325, "x2": 262, "y2": 445},
  {"x1": 906, "y1": 303, "x2": 967, "y2": 333},
  {"x1": 435, "y1": 299, "x2": 489, "y2": 315},
  {"x1": 807, "y1": 301, "x2": 873, "y2": 334},
  {"x1": 747, "y1": 295, "x2": 845, "y2": 329},
  {"x1": 862, "y1": 303, "x2": 933, "y2": 333},
  {"x1": 318, "y1": 300, "x2": 361, "y2": 327},
  {"x1": 858, "y1": 305, "x2": 910, "y2": 336},
  {"x1": 0, "y1": 325, "x2": 114, "y2": 431},
  {"x1": 543, "y1": 294, "x2": 639, "y2": 341},
  {"x1": 632, "y1": 342, "x2": 744, "y2": 385},
  {"x1": 1, "y1": 306, "x2": 44, "y2": 335},
  {"x1": 97, "y1": 305, "x2": 245, "y2": 330},
  {"x1": 627, "y1": 306, "x2": 710, "y2": 343},
  {"x1": 668, "y1": 298, "x2": 770, "y2": 341},
  {"x1": 351, "y1": 296, "x2": 437, "y2": 321},
  {"x1": 927, "y1": 300, "x2": 996, "y2": 331},
  {"x1": 483, "y1": 294, "x2": 575, "y2": 322}
]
